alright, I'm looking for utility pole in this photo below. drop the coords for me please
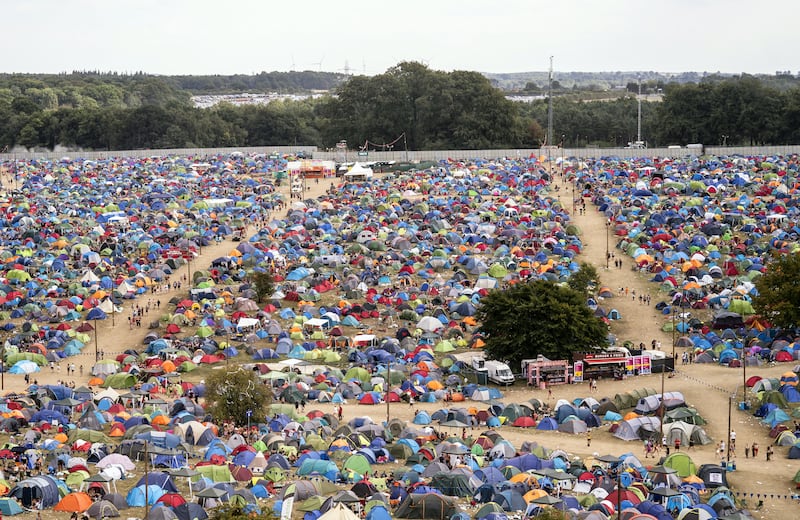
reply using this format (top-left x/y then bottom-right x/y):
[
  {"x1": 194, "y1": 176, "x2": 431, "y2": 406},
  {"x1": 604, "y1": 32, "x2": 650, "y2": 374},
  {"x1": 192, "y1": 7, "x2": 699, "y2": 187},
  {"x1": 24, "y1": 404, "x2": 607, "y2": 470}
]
[
  {"x1": 742, "y1": 344, "x2": 747, "y2": 406},
  {"x1": 637, "y1": 77, "x2": 642, "y2": 144},
  {"x1": 726, "y1": 396, "x2": 732, "y2": 463},
  {"x1": 144, "y1": 441, "x2": 150, "y2": 519},
  {"x1": 547, "y1": 56, "x2": 554, "y2": 167},
  {"x1": 660, "y1": 356, "x2": 665, "y2": 442},
  {"x1": 386, "y1": 360, "x2": 391, "y2": 426}
]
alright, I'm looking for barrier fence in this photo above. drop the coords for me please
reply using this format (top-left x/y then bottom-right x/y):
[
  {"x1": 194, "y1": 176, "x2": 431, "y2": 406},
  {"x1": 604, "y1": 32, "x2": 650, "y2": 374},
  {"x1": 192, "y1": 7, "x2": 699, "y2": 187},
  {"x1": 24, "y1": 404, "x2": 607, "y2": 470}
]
[{"x1": 2, "y1": 145, "x2": 800, "y2": 162}]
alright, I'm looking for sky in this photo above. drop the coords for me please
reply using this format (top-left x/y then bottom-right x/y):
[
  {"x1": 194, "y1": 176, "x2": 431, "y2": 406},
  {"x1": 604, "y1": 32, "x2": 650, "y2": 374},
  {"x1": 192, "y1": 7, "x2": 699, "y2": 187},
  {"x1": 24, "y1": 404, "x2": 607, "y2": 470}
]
[{"x1": 4, "y1": 0, "x2": 796, "y2": 76}]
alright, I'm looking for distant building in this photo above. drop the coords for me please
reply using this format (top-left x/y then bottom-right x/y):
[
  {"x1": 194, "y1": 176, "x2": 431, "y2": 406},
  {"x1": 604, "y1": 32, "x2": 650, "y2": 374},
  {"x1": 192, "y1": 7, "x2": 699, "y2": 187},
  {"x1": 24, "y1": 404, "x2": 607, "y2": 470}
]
[{"x1": 191, "y1": 91, "x2": 328, "y2": 108}]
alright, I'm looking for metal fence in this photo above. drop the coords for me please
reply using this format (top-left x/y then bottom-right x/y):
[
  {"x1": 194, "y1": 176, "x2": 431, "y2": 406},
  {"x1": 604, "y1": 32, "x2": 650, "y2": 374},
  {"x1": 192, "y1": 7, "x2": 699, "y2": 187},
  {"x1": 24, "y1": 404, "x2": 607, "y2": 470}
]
[
  {"x1": 0, "y1": 145, "x2": 317, "y2": 161},
  {"x1": 2, "y1": 144, "x2": 800, "y2": 163}
]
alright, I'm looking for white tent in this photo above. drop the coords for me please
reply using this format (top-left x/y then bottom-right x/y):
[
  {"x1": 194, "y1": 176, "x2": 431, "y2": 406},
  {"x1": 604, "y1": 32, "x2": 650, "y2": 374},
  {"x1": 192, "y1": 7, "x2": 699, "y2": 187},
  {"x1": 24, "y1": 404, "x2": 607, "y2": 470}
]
[
  {"x1": 237, "y1": 317, "x2": 261, "y2": 330},
  {"x1": 344, "y1": 163, "x2": 374, "y2": 181},
  {"x1": 613, "y1": 416, "x2": 661, "y2": 441},
  {"x1": 318, "y1": 503, "x2": 360, "y2": 520}
]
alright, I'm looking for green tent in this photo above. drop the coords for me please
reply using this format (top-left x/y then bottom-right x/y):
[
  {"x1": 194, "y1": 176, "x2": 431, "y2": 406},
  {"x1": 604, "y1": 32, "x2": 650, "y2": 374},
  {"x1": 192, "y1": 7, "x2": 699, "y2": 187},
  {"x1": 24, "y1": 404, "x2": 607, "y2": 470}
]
[
  {"x1": 297, "y1": 496, "x2": 328, "y2": 512},
  {"x1": 429, "y1": 472, "x2": 475, "y2": 497},
  {"x1": 263, "y1": 467, "x2": 286, "y2": 483},
  {"x1": 389, "y1": 443, "x2": 413, "y2": 460},
  {"x1": 664, "y1": 407, "x2": 706, "y2": 426},
  {"x1": 487, "y1": 263, "x2": 508, "y2": 279},
  {"x1": 195, "y1": 464, "x2": 234, "y2": 483},
  {"x1": 728, "y1": 299, "x2": 755, "y2": 315},
  {"x1": 68, "y1": 429, "x2": 110, "y2": 444},
  {"x1": 434, "y1": 340, "x2": 455, "y2": 353},
  {"x1": 5, "y1": 352, "x2": 47, "y2": 366},
  {"x1": 342, "y1": 454, "x2": 371, "y2": 476},
  {"x1": 269, "y1": 404, "x2": 303, "y2": 420},
  {"x1": 760, "y1": 390, "x2": 789, "y2": 408},
  {"x1": 662, "y1": 452, "x2": 697, "y2": 478},
  {"x1": 65, "y1": 470, "x2": 90, "y2": 488},
  {"x1": 5, "y1": 270, "x2": 30, "y2": 282},
  {"x1": 102, "y1": 373, "x2": 137, "y2": 389},
  {"x1": 474, "y1": 503, "x2": 504, "y2": 518},
  {"x1": 344, "y1": 367, "x2": 370, "y2": 383},
  {"x1": 395, "y1": 493, "x2": 458, "y2": 519},
  {"x1": 196, "y1": 326, "x2": 214, "y2": 338}
]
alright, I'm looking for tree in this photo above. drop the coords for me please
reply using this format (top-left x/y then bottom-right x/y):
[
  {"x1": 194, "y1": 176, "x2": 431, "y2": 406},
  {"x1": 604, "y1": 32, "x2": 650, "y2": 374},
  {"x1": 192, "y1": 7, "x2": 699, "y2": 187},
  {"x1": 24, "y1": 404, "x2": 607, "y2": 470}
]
[
  {"x1": 752, "y1": 254, "x2": 800, "y2": 329},
  {"x1": 567, "y1": 262, "x2": 599, "y2": 297},
  {"x1": 204, "y1": 368, "x2": 272, "y2": 426},
  {"x1": 476, "y1": 280, "x2": 608, "y2": 368},
  {"x1": 252, "y1": 271, "x2": 275, "y2": 303}
]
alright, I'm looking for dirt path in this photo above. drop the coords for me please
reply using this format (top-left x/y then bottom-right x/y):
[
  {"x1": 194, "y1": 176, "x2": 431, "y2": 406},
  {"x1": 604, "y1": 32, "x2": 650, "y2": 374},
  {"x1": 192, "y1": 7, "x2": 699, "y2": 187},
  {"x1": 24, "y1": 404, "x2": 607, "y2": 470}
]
[
  {"x1": 570, "y1": 179, "x2": 795, "y2": 518},
  {"x1": 9, "y1": 176, "x2": 339, "y2": 390}
]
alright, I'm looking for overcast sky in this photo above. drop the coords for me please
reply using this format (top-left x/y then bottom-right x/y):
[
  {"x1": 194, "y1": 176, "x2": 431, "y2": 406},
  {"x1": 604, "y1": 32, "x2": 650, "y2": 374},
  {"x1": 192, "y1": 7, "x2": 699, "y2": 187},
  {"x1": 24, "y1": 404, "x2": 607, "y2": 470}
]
[{"x1": 5, "y1": 0, "x2": 795, "y2": 76}]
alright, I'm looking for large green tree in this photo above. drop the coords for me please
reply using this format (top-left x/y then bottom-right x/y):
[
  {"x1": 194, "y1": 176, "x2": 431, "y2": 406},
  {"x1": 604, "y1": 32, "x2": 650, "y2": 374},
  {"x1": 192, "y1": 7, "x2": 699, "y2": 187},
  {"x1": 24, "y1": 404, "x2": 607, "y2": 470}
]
[
  {"x1": 752, "y1": 253, "x2": 800, "y2": 329},
  {"x1": 567, "y1": 262, "x2": 599, "y2": 297},
  {"x1": 204, "y1": 368, "x2": 272, "y2": 426},
  {"x1": 476, "y1": 280, "x2": 608, "y2": 368}
]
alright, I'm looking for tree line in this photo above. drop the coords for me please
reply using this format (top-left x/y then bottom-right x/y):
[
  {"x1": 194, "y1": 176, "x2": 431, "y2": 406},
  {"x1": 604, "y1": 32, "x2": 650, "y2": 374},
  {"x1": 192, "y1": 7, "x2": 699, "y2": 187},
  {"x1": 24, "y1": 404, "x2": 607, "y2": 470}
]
[{"x1": 2, "y1": 64, "x2": 799, "y2": 151}]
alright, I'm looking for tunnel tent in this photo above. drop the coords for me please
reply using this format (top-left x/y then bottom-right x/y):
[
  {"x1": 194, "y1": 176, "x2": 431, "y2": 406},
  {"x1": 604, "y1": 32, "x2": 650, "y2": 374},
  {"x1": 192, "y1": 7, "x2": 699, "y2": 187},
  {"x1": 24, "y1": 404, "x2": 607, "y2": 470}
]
[
  {"x1": 9, "y1": 476, "x2": 63, "y2": 508},
  {"x1": 394, "y1": 493, "x2": 458, "y2": 520}
]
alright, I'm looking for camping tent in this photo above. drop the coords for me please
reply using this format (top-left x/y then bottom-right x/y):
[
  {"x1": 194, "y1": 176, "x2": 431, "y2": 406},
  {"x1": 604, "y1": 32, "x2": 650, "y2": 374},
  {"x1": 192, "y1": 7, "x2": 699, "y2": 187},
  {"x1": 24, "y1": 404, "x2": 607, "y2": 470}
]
[
  {"x1": 613, "y1": 417, "x2": 661, "y2": 441},
  {"x1": 394, "y1": 493, "x2": 458, "y2": 520}
]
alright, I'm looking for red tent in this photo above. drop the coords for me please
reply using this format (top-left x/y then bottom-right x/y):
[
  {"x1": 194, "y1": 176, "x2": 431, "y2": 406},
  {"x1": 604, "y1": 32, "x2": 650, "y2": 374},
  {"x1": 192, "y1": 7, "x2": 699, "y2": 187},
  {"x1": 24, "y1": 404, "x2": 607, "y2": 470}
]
[
  {"x1": 512, "y1": 417, "x2": 536, "y2": 428},
  {"x1": 359, "y1": 393, "x2": 379, "y2": 405},
  {"x1": 157, "y1": 493, "x2": 186, "y2": 507}
]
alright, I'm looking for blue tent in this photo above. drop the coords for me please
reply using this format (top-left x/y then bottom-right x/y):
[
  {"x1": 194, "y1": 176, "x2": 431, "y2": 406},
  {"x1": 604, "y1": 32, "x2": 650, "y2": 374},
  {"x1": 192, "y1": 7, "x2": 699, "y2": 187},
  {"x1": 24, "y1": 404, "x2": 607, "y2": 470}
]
[
  {"x1": 134, "y1": 472, "x2": 178, "y2": 492},
  {"x1": 126, "y1": 485, "x2": 165, "y2": 506},
  {"x1": 762, "y1": 409, "x2": 790, "y2": 428},
  {"x1": 412, "y1": 411, "x2": 431, "y2": 425},
  {"x1": 536, "y1": 417, "x2": 559, "y2": 430},
  {"x1": 0, "y1": 498, "x2": 23, "y2": 515},
  {"x1": 366, "y1": 505, "x2": 392, "y2": 520},
  {"x1": 297, "y1": 459, "x2": 339, "y2": 481}
]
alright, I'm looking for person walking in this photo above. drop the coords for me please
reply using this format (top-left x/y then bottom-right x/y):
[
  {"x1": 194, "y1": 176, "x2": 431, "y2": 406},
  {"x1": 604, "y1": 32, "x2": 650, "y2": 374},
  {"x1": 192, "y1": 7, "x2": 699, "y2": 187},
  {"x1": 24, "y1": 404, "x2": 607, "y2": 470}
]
[{"x1": 745, "y1": 444, "x2": 750, "y2": 459}]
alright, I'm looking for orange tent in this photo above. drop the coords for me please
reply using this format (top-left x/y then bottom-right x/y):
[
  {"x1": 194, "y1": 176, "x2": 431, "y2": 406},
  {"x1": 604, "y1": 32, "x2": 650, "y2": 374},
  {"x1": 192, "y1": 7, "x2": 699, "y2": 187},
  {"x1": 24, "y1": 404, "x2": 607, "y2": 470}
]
[
  {"x1": 88, "y1": 377, "x2": 104, "y2": 386},
  {"x1": 55, "y1": 492, "x2": 93, "y2": 512},
  {"x1": 29, "y1": 343, "x2": 47, "y2": 355},
  {"x1": 151, "y1": 415, "x2": 169, "y2": 426},
  {"x1": 109, "y1": 424, "x2": 126, "y2": 437},
  {"x1": 54, "y1": 433, "x2": 68, "y2": 443},
  {"x1": 524, "y1": 489, "x2": 548, "y2": 503},
  {"x1": 161, "y1": 360, "x2": 176, "y2": 373}
]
